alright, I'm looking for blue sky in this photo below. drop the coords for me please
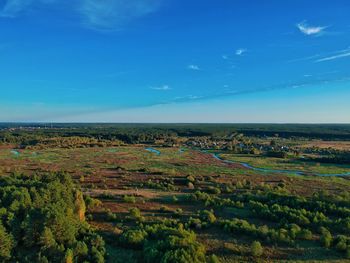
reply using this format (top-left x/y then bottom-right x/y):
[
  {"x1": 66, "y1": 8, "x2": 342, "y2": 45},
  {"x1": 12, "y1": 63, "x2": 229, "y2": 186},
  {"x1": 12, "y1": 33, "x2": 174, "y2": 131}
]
[{"x1": 0, "y1": 0, "x2": 349, "y2": 122}]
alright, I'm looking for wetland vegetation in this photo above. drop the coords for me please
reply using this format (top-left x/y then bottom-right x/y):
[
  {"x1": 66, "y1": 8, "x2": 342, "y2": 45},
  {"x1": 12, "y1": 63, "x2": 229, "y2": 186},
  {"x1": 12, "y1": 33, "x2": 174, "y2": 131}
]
[{"x1": 0, "y1": 124, "x2": 350, "y2": 262}]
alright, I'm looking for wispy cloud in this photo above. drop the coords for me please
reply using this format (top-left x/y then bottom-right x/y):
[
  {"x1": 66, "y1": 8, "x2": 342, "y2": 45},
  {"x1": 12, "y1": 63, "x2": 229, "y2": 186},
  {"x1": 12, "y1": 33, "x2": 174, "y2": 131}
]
[
  {"x1": 287, "y1": 53, "x2": 322, "y2": 63},
  {"x1": 288, "y1": 47, "x2": 350, "y2": 64},
  {"x1": 222, "y1": 55, "x2": 229, "y2": 60},
  {"x1": 79, "y1": 0, "x2": 162, "y2": 31},
  {"x1": 172, "y1": 95, "x2": 202, "y2": 102},
  {"x1": 150, "y1": 85, "x2": 171, "y2": 91},
  {"x1": 187, "y1": 64, "x2": 200, "y2": 70},
  {"x1": 161, "y1": 76, "x2": 350, "y2": 105},
  {"x1": 235, "y1": 48, "x2": 247, "y2": 56},
  {"x1": 0, "y1": 0, "x2": 33, "y2": 17},
  {"x1": 0, "y1": 0, "x2": 163, "y2": 30},
  {"x1": 296, "y1": 21, "x2": 327, "y2": 36},
  {"x1": 315, "y1": 50, "x2": 350, "y2": 62}
]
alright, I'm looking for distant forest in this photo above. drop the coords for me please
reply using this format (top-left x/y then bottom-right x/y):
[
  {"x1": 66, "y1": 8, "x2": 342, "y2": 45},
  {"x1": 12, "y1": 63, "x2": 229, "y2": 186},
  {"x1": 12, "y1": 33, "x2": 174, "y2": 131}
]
[{"x1": 1, "y1": 123, "x2": 350, "y2": 143}]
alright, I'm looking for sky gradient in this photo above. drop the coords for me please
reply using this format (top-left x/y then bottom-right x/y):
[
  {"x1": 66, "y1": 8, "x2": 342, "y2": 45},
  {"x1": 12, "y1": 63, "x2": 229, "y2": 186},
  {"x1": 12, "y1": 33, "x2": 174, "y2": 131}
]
[{"x1": 1, "y1": 0, "x2": 350, "y2": 122}]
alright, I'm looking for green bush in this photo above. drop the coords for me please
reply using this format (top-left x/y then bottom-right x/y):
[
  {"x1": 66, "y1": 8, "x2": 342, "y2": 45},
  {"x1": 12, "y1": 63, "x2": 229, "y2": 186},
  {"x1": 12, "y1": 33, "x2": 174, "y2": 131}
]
[
  {"x1": 120, "y1": 229, "x2": 147, "y2": 248},
  {"x1": 207, "y1": 186, "x2": 221, "y2": 195},
  {"x1": 200, "y1": 210, "x2": 216, "y2": 224},
  {"x1": 129, "y1": 207, "x2": 143, "y2": 221},
  {"x1": 207, "y1": 254, "x2": 220, "y2": 263},
  {"x1": 250, "y1": 241, "x2": 263, "y2": 257},
  {"x1": 298, "y1": 229, "x2": 313, "y2": 240},
  {"x1": 335, "y1": 236, "x2": 348, "y2": 252},
  {"x1": 187, "y1": 217, "x2": 203, "y2": 229},
  {"x1": 0, "y1": 223, "x2": 14, "y2": 260},
  {"x1": 143, "y1": 223, "x2": 206, "y2": 263},
  {"x1": 320, "y1": 227, "x2": 332, "y2": 248},
  {"x1": 123, "y1": 195, "x2": 136, "y2": 203}
]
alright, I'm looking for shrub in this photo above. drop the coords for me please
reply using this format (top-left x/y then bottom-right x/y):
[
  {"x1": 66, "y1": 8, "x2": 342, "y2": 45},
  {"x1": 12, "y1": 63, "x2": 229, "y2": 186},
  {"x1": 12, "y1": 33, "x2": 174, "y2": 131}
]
[
  {"x1": 207, "y1": 254, "x2": 220, "y2": 263},
  {"x1": 335, "y1": 236, "x2": 348, "y2": 252},
  {"x1": 143, "y1": 223, "x2": 206, "y2": 263},
  {"x1": 207, "y1": 186, "x2": 221, "y2": 195},
  {"x1": 123, "y1": 195, "x2": 136, "y2": 203},
  {"x1": 298, "y1": 229, "x2": 313, "y2": 240},
  {"x1": 120, "y1": 229, "x2": 147, "y2": 248},
  {"x1": 0, "y1": 223, "x2": 14, "y2": 260},
  {"x1": 187, "y1": 217, "x2": 202, "y2": 230},
  {"x1": 250, "y1": 241, "x2": 263, "y2": 257},
  {"x1": 320, "y1": 228, "x2": 332, "y2": 248},
  {"x1": 85, "y1": 196, "x2": 102, "y2": 211},
  {"x1": 174, "y1": 208, "x2": 183, "y2": 216},
  {"x1": 106, "y1": 210, "x2": 117, "y2": 221},
  {"x1": 200, "y1": 210, "x2": 216, "y2": 224}
]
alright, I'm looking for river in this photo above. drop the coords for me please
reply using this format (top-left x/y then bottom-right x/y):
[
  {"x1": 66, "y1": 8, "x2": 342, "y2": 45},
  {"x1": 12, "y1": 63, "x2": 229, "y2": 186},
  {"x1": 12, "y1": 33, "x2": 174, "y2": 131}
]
[
  {"x1": 212, "y1": 153, "x2": 350, "y2": 177},
  {"x1": 145, "y1": 147, "x2": 350, "y2": 177}
]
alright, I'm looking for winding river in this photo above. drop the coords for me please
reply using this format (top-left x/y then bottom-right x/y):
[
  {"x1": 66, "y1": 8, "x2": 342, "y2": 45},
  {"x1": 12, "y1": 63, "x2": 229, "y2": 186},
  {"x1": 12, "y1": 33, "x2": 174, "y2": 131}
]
[
  {"x1": 145, "y1": 147, "x2": 350, "y2": 177},
  {"x1": 212, "y1": 153, "x2": 350, "y2": 177}
]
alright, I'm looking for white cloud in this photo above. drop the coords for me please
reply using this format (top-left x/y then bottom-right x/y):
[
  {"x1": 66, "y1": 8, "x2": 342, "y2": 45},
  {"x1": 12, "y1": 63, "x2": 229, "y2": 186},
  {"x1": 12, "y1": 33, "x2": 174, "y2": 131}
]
[
  {"x1": 79, "y1": 0, "x2": 162, "y2": 31},
  {"x1": 222, "y1": 55, "x2": 228, "y2": 60},
  {"x1": 150, "y1": 85, "x2": 171, "y2": 91},
  {"x1": 235, "y1": 48, "x2": 247, "y2": 56},
  {"x1": 0, "y1": 0, "x2": 163, "y2": 30},
  {"x1": 296, "y1": 21, "x2": 327, "y2": 36},
  {"x1": 316, "y1": 51, "x2": 350, "y2": 62},
  {"x1": 187, "y1": 64, "x2": 200, "y2": 70},
  {"x1": 173, "y1": 95, "x2": 202, "y2": 101}
]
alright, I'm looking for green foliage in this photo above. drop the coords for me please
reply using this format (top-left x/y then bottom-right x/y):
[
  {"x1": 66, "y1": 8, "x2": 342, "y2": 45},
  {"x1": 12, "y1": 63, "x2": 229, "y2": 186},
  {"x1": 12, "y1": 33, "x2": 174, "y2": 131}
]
[
  {"x1": 200, "y1": 210, "x2": 216, "y2": 224},
  {"x1": 64, "y1": 249, "x2": 74, "y2": 263},
  {"x1": 334, "y1": 235, "x2": 349, "y2": 252},
  {"x1": 85, "y1": 196, "x2": 102, "y2": 211},
  {"x1": 298, "y1": 229, "x2": 313, "y2": 240},
  {"x1": 120, "y1": 229, "x2": 148, "y2": 248},
  {"x1": 0, "y1": 172, "x2": 106, "y2": 262},
  {"x1": 191, "y1": 191, "x2": 243, "y2": 209},
  {"x1": 220, "y1": 218, "x2": 298, "y2": 245},
  {"x1": 319, "y1": 227, "x2": 332, "y2": 248},
  {"x1": 129, "y1": 207, "x2": 143, "y2": 221},
  {"x1": 0, "y1": 223, "x2": 14, "y2": 260},
  {"x1": 118, "y1": 222, "x2": 206, "y2": 263},
  {"x1": 106, "y1": 210, "x2": 117, "y2": 221},
  {"x1": 250, "y1": 241, "x2": 263, "y2": 257},
  {"x1": 207, "y1": 254, "x2": 220, "y2": 263},
  {"x1": 123, "y1": 195, "x2": 136, "y2": 203},
  {"x1": 207, "y1": 186, "x2": 221, "y2": 195},
  {"x1": 143, "y1": 223, "x2": 206, "y2": 263},
  {"x1": 144, "y1": 179, "x2": 177, "y2": 191},
  {"x1": 186, "y1": 217, "x2": 203, "y2": 230}
]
